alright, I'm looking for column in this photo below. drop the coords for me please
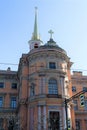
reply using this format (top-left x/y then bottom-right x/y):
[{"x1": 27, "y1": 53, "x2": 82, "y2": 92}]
[
  {"x1": 60, "y1": 77, "x2": 66, "y2": 129},
  {"x1": 60, "y1": 76, "x2": 65, "y2": 97},
  {"x1": 43, "y1": 106, "x2": 46, "y2": 130},
  {"x1": 29, "y1": 108, "x2": 34, "y2": 130},
  {"x1": 38, "y1": 106, "x2": 41, "y2": 130},
  {"x1": 43, "y1": 77, "x2": 46, "y2": 94}
]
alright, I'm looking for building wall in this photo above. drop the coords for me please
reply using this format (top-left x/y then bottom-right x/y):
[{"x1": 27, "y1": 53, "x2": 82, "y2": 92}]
[
  {"x1": 71, "y1": 71, "x2": 87, "y2": 130},
  {"x1": 16, "y1": 43, "x2": 75, "y2": 130},
  {"x1": 0, "y1": 68, "x2": 18, "y2": 130},
  {"x1": 0, "y1": 50, "x2": 87, "y2": 130}
]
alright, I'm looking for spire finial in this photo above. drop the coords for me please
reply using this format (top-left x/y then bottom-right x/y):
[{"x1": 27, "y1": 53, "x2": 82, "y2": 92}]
[
  {"x1": 32, "y1": 6, "x2": 39, "y2": 40},
  {"x1": 35, "y1": 6, "x2": 37, "y2": 11},
  {"x1": 48, "y1": 29, "x2": 54, "y2": 39}
]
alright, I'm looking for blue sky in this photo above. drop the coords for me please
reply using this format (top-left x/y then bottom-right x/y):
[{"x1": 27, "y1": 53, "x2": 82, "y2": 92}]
[{"x1": 0, "y1": 0, "x2": 87, "y2": 74}]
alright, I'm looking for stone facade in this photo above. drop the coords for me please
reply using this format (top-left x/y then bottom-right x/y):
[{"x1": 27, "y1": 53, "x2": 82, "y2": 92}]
[
  {"x1": 71, "y1": 71, "x2": 87, "y2": 130},
  {"x1": 0, "y1": 8, "x2": 87, "y2": 130}
]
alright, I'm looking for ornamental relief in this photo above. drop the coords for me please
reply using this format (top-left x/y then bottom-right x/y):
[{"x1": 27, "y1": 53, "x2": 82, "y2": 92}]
[
  {"x1": 23, "y1": 59, "x2": 28, "y2": 65},
  {"x1": 28, "y1": 52, "x2": 68, "y2": 63},
  {"x1": 20, "y1": 57, "x2": 28, "y2": 65}
]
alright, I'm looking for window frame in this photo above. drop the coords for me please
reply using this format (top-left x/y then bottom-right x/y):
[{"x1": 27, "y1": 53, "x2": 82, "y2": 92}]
[
  {"x1": 48, "y1": 78, "x2": 58, "y2": 95},
  {"x1": 72, "y1": 86, "x2": 76, "y2": 92},
  {"x1": 84, "y1": 100, "x2": 87, "y2": 110},
  {"x1": 30, "y1": 83, "x2": 35, "y2": 96},
  {"x1": 11, "y1": 83, "x2": 17, "y2": 89},
  {"x1": 83, "y1": 87, "x2": 87, "y2": 91},
  {"x1": 49, "y1": 62, "x2": 56, "y2": 69},
  {"x1": 73, "y1": 100, "x2": 78, "y2": 110},
  {"x1": 0, "y1": 97, "x2": 3, "y2": 107},
  {"x1": 10, "y1": 96, "x2": 17, "y2": 108},
  {"x1": 0, "y1": 82, "x2": 4, "y2": 88},
  {"x1": 76, "y1": 120, "x2": 80, "y2": 130}
]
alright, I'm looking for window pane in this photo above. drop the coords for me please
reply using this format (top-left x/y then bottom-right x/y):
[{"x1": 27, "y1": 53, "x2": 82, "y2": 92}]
[
  {"x1": 84, "y1": 100, "x2": 87, "y2": 110},
  {"x1": 76, "y1": 120, "x2": 80, "y2": 130},
  {"x1": 49, "y1": 111, "x2": 60, "y2": 129},
  {"x1": 11, "y1": 97, "x2": 17, "y2": 108},
  {"x1": 12, "y1": 83, "x2": 17, "y2": 89},
  {"x1": 30, "y1": 83, "x2": 35, "y2": 96},
  {"x1": 83, "y1": 87, "x2": 87, "y2": 91},
  {"x1": 0, "y1": 118, "x2": 3, "y2": 128},
  {"x1": 73, "y1": 100, "x2": 78, "y2": 110},
  {"x1": 0, "y1": 82, "x2": 4, "y2": 88},
  {"x1": 48, "y1": 79, "x2": 58, "y2": 94},
  {"x1": 72, "y1": 86, "x2": 76, "y2": 92},
  {"x1": 49, "y1": 62, "x2": 56, "y2": 69},
  {"x1": 0, "y1": 97, "x2": 3, "y2": 107}
]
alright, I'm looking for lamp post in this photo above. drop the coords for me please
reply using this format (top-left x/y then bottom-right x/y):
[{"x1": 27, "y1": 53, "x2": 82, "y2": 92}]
[{"x1": 65, "y1": 98, "x2": 68, "y2": 130}]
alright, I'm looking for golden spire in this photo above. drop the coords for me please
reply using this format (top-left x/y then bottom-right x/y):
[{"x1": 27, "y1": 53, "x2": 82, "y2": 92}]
[{"x1": 32, "y1": 7, "x2": 39, "y2": 40}]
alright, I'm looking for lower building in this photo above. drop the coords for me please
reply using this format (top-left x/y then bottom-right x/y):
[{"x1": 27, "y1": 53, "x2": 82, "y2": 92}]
[
  {"x1": 0, "y1": 68, "x2": 18, "y2": 130},
  {"x1": 71, "y1": 71, "x2": 87, "y2": 130}
]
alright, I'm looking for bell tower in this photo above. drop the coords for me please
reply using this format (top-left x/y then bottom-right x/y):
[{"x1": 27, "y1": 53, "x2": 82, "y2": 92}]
[{"x1": 28, "y1": 7, "x2": 43, "y2": 50}]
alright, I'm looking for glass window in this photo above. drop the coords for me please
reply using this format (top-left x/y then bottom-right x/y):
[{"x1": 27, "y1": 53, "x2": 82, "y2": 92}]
[
  {"x1": 0, "y1": 97, "x2": 3, "y2": 107},
  {"x1": 11, "y1": 83, "x2": 17, "y2": 89},
  {"x1": 76, "y1": 120, "x2": 80, "y2": 130},
  {"x1": 0, "y1": 118, "x2": 3, "y2": 128},
  {"x1": 34, "y1": 43, "x2": 38, "y2": 48},
  {"x1": 49, "y1": 111, "x2": 60, "y2": 129},
  {"x1": 72, "y1": 86, "x2": 76, "y2": 92},
  {"x1": 85, "y1": 120, "x2": 87, "y2": 130},
  {"x1": 49, "y1": 62, "x2": 56, "y2": 69},
  {"x1": 84, "y1": 100, "x2": 87, "y2": 110},
  {"x1": 83, "y1": 87, "x2": 87, "y2": 92},
  {"x1": 30, "y1": 83, "x2": 35, "y2": 96},
  {"x1": 11, "y1": 97, "x2": 17, "y2": 108},
  {"x1": 48, "y1": 79, "x2": 58, "y2": 94},
  {"x1": 73, "y1": 100, "x2": 78, "y2": 110},
  {"x1": 0, "y1": 82, "x2": 4, "y2": 88}
]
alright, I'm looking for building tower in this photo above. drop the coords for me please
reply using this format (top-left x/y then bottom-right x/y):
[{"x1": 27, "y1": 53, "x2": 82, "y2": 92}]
[
  {"x1": 28, "y1": 7, "x2": 43, "y2": 50},
  {"x1": 18, "y1": 7, "x2": 75, "y2": 130}
]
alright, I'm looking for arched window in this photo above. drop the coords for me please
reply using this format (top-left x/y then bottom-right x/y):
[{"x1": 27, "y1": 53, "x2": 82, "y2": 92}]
[
  {"x1": 48, "y1": 79, "x2": 58, "y2": 94},
  {"x1": 34, "y1": 43, "x2": 38, "y2": 48}
]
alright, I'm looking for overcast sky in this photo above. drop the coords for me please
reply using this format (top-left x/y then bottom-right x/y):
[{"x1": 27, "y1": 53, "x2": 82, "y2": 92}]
[{"x1": 0, "y1": 0, "x2": 87, "y2": 74}]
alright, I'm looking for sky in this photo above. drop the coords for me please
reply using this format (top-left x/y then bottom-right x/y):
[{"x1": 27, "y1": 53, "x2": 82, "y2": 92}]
[{"x1": 0, "y1": 0, "x2": 87, "y2": 74}]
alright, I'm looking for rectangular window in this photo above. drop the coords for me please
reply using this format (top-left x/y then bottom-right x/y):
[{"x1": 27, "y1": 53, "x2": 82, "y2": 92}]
[
  {"x1": 76, "y1": 120, "x2": 80, "y2": 130},
  {"x1": 85, "y1": 120, "x2": 87, "y2": 130},
  {"x1": 73, "y1": 100, "x2": 78, "y2": 110},
  {"x1": 49, "y1": 111, "x2": 60, "y2": 129},
  {"x1": 84, "y1": 100, "x2": 87, "y2": 110},
  {"x1": 49, "y1": 62, "x2": 56, "y2": 69},
  {"x1": 72, "y1": 86, "x2": 76, "y2": 92},
  {"x1": 11, "y1": 83, "x2": 17, "y2": 89},
  {"x1": 83, "y1": 87, "x2": 87, "y2": 92},
  {"x1": 11, "y1": 97, "x2": 17, "y2": 108},
  {"x1": 0, "y1": 97, "x2": 3, "y2": 107},
  {"x1": 0, "y1": 118, "x2": 3, "y2": 128},
  {"x1": 0, "y1": 82, "x2": 4, "y2": 88}
]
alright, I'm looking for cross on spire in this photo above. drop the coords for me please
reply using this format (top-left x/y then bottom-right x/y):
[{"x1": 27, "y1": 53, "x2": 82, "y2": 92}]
[{"x1": 48, "y1": 29, "x2": 54, "y2": 39}]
